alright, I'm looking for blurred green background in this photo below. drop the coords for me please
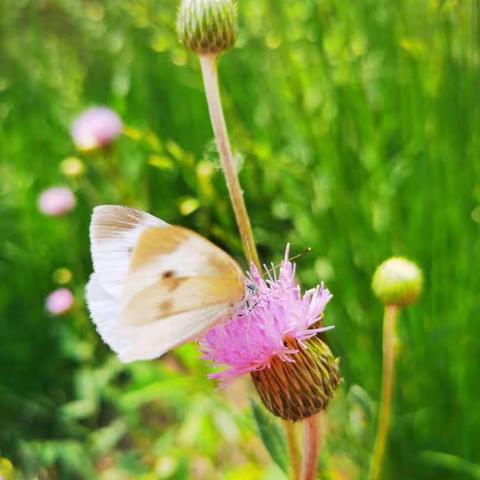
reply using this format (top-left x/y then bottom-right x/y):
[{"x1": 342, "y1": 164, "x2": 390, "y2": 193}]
[{"x1": 1, "y1": 0, "x2": 479, "y2": 478}]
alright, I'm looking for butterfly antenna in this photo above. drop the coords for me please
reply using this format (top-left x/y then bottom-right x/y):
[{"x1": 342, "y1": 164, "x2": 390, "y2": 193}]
[
  {"x1": 287, "y1": 247, "x2": 312, "y2": 263},
  {"x1": 262, "y1": 247, "x2": 312, "y2": 278}
]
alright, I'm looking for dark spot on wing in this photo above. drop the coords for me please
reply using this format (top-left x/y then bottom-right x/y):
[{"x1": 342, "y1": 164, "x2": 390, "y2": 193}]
[{"x1": 159, "y1": 271, "x2": 188, "y2": 292}]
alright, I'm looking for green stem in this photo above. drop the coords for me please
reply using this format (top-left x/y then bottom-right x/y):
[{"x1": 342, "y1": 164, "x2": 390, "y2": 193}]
[
  {"x1": 284, "y1": 421, "x2": 301, "y2": 480},
  {"x1": 198, "y1": 53, "x2": 261, "y2": 269},
  {"x1": 369, "y1": 304, "x2": 399, "y2": 480},
  {"x1": 199, "y1": 52, "x2": 308, "y2": 480},
  {"x1": 301, "y1": 414, "x2": 321, "y2": 480}
]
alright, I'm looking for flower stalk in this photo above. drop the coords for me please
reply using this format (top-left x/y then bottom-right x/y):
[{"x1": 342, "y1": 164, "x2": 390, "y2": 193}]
[
  {"x1": 284, "y1": 421, "x2": 301, "y2": 480},
  {"x1": 369, "y1": 256, "x2": 423, "y2": 479},
  {"x1": 368, "y1": 304, "x2": 399, "y2": 480},
  {"x1": 199, "y1": 53, "x2": 260, "y2": 268},
  {"x1": 199, "y1": 53, "x2": 330, "y2": 478},
  {"x1": 199, "y1": 51, "x2": 310, "y2": 477},
  {"x1": 301, "y1": 414, "x2": 321, "y2": 480}
]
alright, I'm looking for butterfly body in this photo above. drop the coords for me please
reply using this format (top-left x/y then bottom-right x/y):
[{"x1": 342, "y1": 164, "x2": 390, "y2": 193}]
[{"x1": 86, "y1": 206, "x2": 245, "y2": 362}]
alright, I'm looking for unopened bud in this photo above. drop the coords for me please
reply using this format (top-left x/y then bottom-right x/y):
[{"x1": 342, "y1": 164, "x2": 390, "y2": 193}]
[
  {"x1": 251, "y1": 335, "x2": 340, "y2": 422},
  {"x1": 177, "y1": 0, "x2": 237, "y2": 56},
  {"x1": 372, "y1": 257, "x2": 423, "y2": 307}
]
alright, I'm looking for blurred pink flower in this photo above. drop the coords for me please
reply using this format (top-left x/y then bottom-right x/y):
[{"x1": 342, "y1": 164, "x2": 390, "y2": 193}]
[
  {"x1": 45, "y1": 288, "x2": 74, "y2": 316},
  {"x1": 70, "y1": 107, "x2": 123, "y2": 151},
  {"x1": 200, "y1": 246, "x2": 333, "y2": 385},
  {"x1": 38, "y1": 187, "x2": 76, "y2": 217}
]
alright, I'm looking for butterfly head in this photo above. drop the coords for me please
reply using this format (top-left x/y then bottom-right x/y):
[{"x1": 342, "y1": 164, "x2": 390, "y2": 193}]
[{"x1": 246, "y1": 282, "x2": 258, "y2": 296}]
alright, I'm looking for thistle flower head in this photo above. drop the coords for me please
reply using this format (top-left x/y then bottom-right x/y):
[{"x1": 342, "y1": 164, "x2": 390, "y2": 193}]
[
  {"x1": 45, "y1": 288, "x2": 74, "y2": 316},
  {"x1": 372, "y1": 257, "x2": 423, "y2": 307},
  {"x1": 37, "y1": 187, "x2": 76, "y2": 217},
  {"x1": 201, "y1": 245, "x2": 340, "y2": 421},
  {"x1": 70, "y1": 107, "x2": 122, "y2": 152},
  {"x1": 177, "y1": 0, "x2": 237, "y2": 56}
]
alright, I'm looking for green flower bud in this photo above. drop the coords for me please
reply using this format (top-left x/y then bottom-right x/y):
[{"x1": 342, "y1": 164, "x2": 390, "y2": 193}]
[
  {"x1": 372, "y1": 257, "x2": 423, "y2": 307},
  {"x1": 251, "y1": 335, "x2": 340, "y2": 422},
  {"x1": 60, "y1": 156, "x2": 85, "y2": 178},
  {"x1": 177, "y1": 0, "x2": 237, "y2": 56}
]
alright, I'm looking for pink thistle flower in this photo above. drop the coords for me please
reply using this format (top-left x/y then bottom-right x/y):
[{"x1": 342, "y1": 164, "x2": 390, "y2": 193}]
[
  {"x1": 70, "y1": 107, "x2": 123, "y2": 151},
  {"x1": 37, "y1": 187, "x2": 76, "y2": 217},
  {"x1": 200, "y1": 245, "x2": 333, "y2": 384},
  {"x1": 45, "y1": 288, "x2": 74, "y2": 316},
  {"x1": 200, "y1": 245, "x2": 340, "y2": 421}
]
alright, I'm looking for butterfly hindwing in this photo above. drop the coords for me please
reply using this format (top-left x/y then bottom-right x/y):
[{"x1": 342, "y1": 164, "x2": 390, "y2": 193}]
[
  {"x1": 116, "y1": 304, "x2": 234, "y2": 362},
  {"x1": 86, "y1": 273, "x2": 126, "y2": 354},
  {"x1": 90, "y1": 205, "x2": 167, "y2": 298}
]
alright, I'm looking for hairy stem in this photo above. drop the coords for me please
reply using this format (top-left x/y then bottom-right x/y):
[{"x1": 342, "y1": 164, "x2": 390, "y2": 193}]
[
  {"x1": 301, "y1": 414, "x2": 321, "y2": 480},
  {"x1": 199, "y1": 54, "x2": 260, "y2": 269},
  {"x1": 369, "y1": 305, "x2": 399, "y2": 480},
  {"x1": 284, "y1": 421, "x2": 301, "y2": 480}
]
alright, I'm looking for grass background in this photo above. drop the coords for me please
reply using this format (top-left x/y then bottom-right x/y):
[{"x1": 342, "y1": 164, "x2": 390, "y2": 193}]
[{"x1": 0, "y1": 0, "x2": 479, "y2": 478}]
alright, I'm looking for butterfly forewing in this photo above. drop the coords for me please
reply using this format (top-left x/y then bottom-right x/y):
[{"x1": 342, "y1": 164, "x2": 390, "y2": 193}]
[
  {"x1": 120, "y1": 276, "x2": 244, "y2": 326},
  {"x1": 121, "y1": 226, "x2": 245, "y2": 305}
]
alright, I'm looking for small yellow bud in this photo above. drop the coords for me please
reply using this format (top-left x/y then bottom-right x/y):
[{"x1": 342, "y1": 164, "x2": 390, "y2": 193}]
[
  {"x1": 52, "y1": 268, "x2": 73, "y2": 285},
  {"x1": 60, "y1": 157, "x2": 85, "y2": 177},
  {"x1": 372, "y1": 257, "x2": 423, "y2": 307}
]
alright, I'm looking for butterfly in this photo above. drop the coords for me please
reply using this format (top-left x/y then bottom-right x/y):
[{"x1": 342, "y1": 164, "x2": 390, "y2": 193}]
[{"x1": 86, "y1": 205, "x2": 246, "y2": 363}]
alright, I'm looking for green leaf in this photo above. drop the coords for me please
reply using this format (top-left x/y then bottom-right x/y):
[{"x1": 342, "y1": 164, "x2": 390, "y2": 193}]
[
  {"x1": 421, "y1": 451, "x2": 480, "y2": 479},
  {"x1": 249, "y1": 398, "x2": 289, "y2": 474}
]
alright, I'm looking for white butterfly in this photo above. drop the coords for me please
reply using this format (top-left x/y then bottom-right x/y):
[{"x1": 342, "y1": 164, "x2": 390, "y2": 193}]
[{"x1": 86, "y1": 205, "x2": 245, "y2": 363}]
